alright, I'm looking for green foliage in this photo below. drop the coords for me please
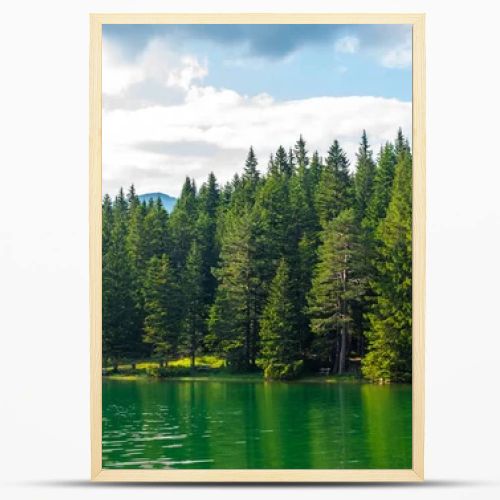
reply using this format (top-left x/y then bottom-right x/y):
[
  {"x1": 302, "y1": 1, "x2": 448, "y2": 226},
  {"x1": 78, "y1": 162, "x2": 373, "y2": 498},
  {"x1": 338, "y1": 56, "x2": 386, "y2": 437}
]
[
  {"x1": 314, "y1": 140, "x2": 353, "y2": 227},
  {"x1": 362, "y1": 153, "x2": 412, "y2": 383},
  {"x1": 146, "y1": 365, "x2": 192, "y2": 378},
  {"x1": 143, "y1": 254, "x2": 179, "y2": 361},
  {"x1": 264, "y1": 360, "x2": 304, "y2": 380},
  {"x1": 179, "y1": 241, "x2": 206, "y2": 366},
  {"x1": 307, "y1": 209, "x2": 365, "y2": 374},
  {"x1": 102, "y1": 130, "x2": 412, "y2": 383},
  {"x1": 366, "y1": 143, "x2": 397, "y2": 226},
  {"x1": 168, "y1": 176, "x2": 197, "y2": 268},
  {"x1": 102, "y1": 190, "x2": 139, "y2": 364},
  {"x1": 354, "y1": 130, "x2": 376, "y2": 221},
  {"x1": 208, "y1": 208, "x2": 261, "y2": 370},
  {"x1": 260, "y1": 259, "x2": 301, "y2": 367}
]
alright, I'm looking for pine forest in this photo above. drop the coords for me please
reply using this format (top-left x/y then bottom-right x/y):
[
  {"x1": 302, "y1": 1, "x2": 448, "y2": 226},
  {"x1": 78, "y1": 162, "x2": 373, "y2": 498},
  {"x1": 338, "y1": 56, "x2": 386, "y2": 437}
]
[{"x1": 102, "y1": 129, "x2": 412, "y2": 383}]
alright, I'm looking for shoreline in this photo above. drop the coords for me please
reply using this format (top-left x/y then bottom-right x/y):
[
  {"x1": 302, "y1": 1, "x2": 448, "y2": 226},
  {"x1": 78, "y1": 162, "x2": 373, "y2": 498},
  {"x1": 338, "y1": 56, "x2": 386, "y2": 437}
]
[{"x1": 103, "y1": 372, "x2": 368, "y2": 384}]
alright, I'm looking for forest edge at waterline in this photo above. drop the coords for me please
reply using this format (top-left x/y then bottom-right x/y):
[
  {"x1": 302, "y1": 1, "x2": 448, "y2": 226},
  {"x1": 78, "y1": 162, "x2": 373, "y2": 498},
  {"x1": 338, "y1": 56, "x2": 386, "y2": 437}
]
[{"x1": 102, "y1": 130, "x2": 412, "y2": 385}]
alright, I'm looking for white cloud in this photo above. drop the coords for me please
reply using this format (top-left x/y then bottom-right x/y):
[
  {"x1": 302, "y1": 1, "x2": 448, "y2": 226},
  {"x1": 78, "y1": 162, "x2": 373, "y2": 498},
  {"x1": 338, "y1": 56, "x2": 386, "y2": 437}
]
[
  {"x1": 102, "y1": 37, "x2": 208, "y2": 107},
  {"x1": 334, "y1": 36, "x2": 360, "y2": 54},
  {"x1": 381, "y1": 41, "x2": 412, "y2": 69},
  {"x1": 102, "y1": 34, "x2": 411, "y2": 197},
  {"x1": 103, "y1": 89, "x2": 411, "y2": 196},
  {"x1": 102, "y1": 40, "x2": 144, "y2": 95}
]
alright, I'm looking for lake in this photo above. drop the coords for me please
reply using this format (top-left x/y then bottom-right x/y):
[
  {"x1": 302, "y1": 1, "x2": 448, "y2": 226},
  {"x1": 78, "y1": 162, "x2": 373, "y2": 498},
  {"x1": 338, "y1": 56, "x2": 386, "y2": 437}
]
[{"x1": 102, "y1": 378, "x2": 412, "y2": 469}]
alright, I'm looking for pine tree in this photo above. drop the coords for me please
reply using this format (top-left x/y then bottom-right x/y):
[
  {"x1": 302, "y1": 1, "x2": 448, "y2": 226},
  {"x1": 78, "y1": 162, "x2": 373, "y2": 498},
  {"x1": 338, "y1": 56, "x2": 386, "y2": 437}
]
[
  {"x1": 294, "y1": 134, "x2": 309, "y2": 168},
  {"x1": 208, "y1": 208, "x2": 260, "y2": 369},
  {"x1": 196, "y1": 172, "x2": 220, "y2": 307},
  {"x1": 243, "y1": 146, "x2": 259, "y2": 183},
  {"x1": 362, "y1": 154, "x2": 412, "y2": 383},
  {"x1": 198, "y1": 172, "x2": 220, "y2": 218},
  {"x1": 241, "y1": 147, "x2": 261, "y2": 206},
  {"x1": 260, "y1": 259, "x2": 302, "y2": 379},
  {"x1": 274, "y1": 146, "x2": 288, "y2": 175},
  {"x1": 143, "y1": 254, "x2": 178, "y2": 365},
  {"x1": 179, "y1": 241, "x2": 206, "y2": 368},
  {"x1": 126, "y1": 185, "x2": 149, "y2": 361},
  {"x1": 143, "y1": 198, "x2": 169, "y2": 260},
  {"x1": 314, "y1": 140, "x2": 352, "y2": 226},
  {"x1": 309, "y1": 150, "x2": 323, "y2": 192},
  {"x1": 307, "y1": 209, "x2": 364, "y2": 374},
  {"x1": 351, "y1": 131, "x2": 377, "y2": 355},
  {"x1": 366, "y1": 143, "x2": 397, "y2": 226},
  {"x1": 287, "y1": 147, "x2": 296, "y2": 176},
  {"x1": 102, "y1": 194, "x2": 113, "y2": 256},
  {"x1": 253, "y1": 169, "x2": 292, "y2": 285},
  {"x1": 114, "y1": 187, "x2": 128, "y2": 217},
  {"x1": 169, "y1": 177, "x2": 197, "y2": 269},
  {"x1": 102, "y1": 194, "x2": 138, "y2": 368},
  {"x1": 354, "y1": 130, "x2": 376, "y2": 221},
  {"x1": 395, "y1": 127, "x2": 411, "y2": 161}
]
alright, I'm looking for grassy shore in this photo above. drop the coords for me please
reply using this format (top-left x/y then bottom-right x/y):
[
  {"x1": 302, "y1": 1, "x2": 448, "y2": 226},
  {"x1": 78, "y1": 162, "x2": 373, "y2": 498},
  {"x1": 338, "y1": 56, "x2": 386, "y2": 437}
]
[{"x1": 103, "y1": 356, "x2": 362, "y2": 383}]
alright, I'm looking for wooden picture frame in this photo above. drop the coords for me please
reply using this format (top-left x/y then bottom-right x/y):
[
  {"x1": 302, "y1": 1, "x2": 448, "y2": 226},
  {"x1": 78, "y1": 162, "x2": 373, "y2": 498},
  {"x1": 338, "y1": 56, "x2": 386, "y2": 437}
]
[{"x1": 90, "y1": 13, "x2": 425, "y2": 482}]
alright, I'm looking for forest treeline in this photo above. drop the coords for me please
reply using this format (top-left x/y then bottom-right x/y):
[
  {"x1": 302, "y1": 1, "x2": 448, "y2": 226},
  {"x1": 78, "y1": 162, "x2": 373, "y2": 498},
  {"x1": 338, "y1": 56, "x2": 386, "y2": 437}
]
[{"x1": 103, "y1": 129, "x2": 412, "y2": 382}]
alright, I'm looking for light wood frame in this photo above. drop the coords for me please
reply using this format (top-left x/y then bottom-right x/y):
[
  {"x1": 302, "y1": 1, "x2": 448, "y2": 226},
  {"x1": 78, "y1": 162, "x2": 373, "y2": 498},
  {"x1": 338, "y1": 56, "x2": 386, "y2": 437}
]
[{"x1": 90, "y1": 13, "x2": 425, "y2": 483}]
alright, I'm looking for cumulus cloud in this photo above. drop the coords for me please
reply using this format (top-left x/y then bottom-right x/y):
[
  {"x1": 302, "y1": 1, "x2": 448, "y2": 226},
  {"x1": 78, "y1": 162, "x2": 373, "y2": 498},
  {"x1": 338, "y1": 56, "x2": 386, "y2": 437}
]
[
  {"x1": 102, "y1": 32, "x2": 412, "y2": 197},
  {"x1": 103, "y1": 37, "x2": 208, "y2": 109},
  {"x1": 103, "y1": 88, "x2": 411, "y2": 196}
]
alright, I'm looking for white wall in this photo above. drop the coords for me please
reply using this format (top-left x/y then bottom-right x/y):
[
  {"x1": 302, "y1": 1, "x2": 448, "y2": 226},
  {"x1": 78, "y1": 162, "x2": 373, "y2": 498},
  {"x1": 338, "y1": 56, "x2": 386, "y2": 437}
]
[{"x1": 1, "y1": 1, "x2": 499, "y2": 498}]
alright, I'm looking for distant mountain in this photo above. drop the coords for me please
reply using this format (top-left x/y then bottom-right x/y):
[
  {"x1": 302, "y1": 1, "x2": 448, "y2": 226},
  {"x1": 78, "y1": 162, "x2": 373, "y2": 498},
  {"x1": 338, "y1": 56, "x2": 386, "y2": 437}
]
[{"x1": 138, "y1": 192, "x2": 177, "y2": 213}]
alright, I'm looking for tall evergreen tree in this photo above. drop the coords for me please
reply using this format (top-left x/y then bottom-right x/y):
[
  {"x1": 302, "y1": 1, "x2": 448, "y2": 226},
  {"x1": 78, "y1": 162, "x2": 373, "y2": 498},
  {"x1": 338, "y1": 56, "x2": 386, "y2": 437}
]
[
  {"x1": 294, "y1": 134, "x2": 309, "y2": 168},
  {"x1": 197, "y1": 172, "x2": 221, "y2": 307},
  {"x1": 354, "y1": 130, "x2": 376, "y2": 221},
  {"x1": 315, "y1": 140, "x2": 352, "y2": 226},
  {"x1": 274, "y1": 146, "x2": 288, "y2": 175},
  {"x1": 287, "y1": 147, "x2": 296, "y2": 176},
  {"x1": 102, "y1": 194, "x2": 113, "y2": 255},
  {"x1": 143, "y1": 254, "x2": 178, "y2": 365},
  {"x1": 179, "y1": 241, "x2": 206, "y2": 368},
  {"x1": 208, "y1": 208, "x2": 260, "y2": 369},
  {"x1": 241, "y1": 146, "x2": 261, "y2": 205},
  {"x1": 260, "y1": 259, "x2": 302, "y2": 378},
  {"x1": 125, "y1": 185, "x2": 149, "y2": 361},
  {"x1": 395, "y1": 127, "x2": 411, "y2": 161},
  {"x1": 169, "y1": 177, "x2": 197, "y2": 268},
  {"x1": 308, "y1": 209, "x2": 364, "y2": 374},
  {"x1": 102, "y1": 194, "x2": 138, "y2": 368},
  {"x1": 143, "y1": 198, "x2": 169, "y2": 260},
  {"x1": 198, "y1": 172, "x2": 220, "y2": 218},
  {"x1": 362, "y1": 154, "x2": 412, "y2": 382},
  {"x1": 366, "y1": 142, "x2": 397, "y2": 226}
]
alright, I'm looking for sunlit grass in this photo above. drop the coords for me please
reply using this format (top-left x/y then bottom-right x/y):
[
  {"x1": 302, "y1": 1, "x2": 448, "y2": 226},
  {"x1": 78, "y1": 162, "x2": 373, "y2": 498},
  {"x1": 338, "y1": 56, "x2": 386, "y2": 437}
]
[
  {"x1": 103, "y1": 356, "x2": 225, "y2": 373},
  {"x1": 169, "y1": 355, "x2": 224, "y2": 369}
]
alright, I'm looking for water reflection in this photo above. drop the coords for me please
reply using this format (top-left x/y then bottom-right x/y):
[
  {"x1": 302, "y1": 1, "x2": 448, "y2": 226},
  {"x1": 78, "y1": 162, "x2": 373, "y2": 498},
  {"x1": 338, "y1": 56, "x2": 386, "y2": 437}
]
[{"x1": 102, "y1": 379, "x2": 411, "y2": 469}]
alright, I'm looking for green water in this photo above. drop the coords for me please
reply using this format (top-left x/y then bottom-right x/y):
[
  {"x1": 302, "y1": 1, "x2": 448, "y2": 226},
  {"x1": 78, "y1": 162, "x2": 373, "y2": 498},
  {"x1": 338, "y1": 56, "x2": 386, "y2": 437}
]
[{"x1": 102, "y1": 379, "x2": 412, "y2": 469}]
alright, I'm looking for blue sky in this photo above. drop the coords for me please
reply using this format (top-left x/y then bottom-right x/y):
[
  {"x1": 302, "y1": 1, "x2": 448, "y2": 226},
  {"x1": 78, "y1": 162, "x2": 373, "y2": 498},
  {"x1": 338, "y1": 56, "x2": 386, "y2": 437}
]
[
  {"x1": 102, "y1": 24, "x2": 412, "y2": 196},
  {"x1": 104, "y1": 24, "x2": 412, "y2": 101}
]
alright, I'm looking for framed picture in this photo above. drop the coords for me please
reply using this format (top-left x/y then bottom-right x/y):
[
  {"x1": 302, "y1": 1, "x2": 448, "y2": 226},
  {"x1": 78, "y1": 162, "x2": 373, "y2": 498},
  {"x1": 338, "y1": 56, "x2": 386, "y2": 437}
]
[{"x1": 90, "y1": 13, "x2": 425, "y2": 482}]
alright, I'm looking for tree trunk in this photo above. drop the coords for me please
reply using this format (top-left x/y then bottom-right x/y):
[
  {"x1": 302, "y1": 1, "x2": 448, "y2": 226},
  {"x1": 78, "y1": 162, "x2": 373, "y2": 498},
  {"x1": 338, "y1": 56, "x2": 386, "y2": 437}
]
[
  {"x1": 338, "y1": 323, "x2": 347, "y2": 375},
  {"x1": 131, "y1": 362, "x2": 136, "y2": 370},
  {"x1": 338, "y1": 264, "x2": 348, "y2": 375},
  {"x1": 332, "y1": 335, "x2": 339, "y2": 374}
]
